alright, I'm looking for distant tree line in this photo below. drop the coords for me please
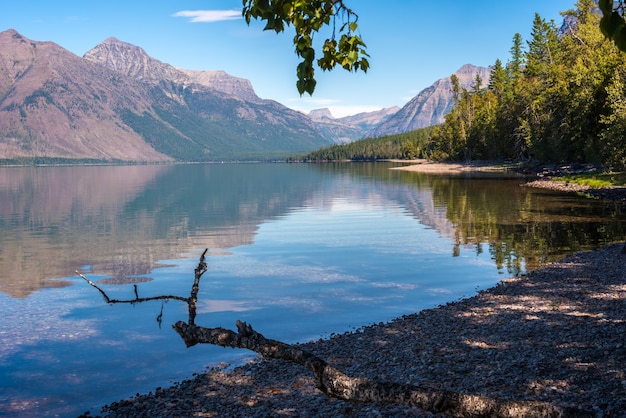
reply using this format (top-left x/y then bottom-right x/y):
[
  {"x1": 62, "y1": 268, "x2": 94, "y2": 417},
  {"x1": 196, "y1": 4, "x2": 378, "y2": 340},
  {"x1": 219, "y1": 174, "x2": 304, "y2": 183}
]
[
  {"x1": 290, "y1": 127, "x2": 435, "y2": 162},
  {"x1": 299, "y1": 1, "x2": 626, "y2": 170}
]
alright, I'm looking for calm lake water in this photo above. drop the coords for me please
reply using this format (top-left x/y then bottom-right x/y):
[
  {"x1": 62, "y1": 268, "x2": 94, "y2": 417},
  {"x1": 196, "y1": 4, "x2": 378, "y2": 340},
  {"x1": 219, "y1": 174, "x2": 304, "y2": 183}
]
[{"x1": 1, "y1": 162, "x2": 625, "y2": 417}]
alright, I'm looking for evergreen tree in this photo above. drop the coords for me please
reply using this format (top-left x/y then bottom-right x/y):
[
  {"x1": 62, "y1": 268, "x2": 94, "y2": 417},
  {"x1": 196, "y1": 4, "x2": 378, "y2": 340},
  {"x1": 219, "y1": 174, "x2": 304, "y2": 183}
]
[
  {"x1": 488, "y1": 59, "x2": 507, "y2": 97},
  {"x1": 507, "y1": 33, "x2": 525, "y2": 82},
  {"x1": 524, "y1": 14, "x2": 560, "y2": 78},
  {"x1": 501, "y1": 34, "x2": 529, "y2": 160},
  {"x1": 517, "y1": 14, "x2": 563, "y2": 160}
]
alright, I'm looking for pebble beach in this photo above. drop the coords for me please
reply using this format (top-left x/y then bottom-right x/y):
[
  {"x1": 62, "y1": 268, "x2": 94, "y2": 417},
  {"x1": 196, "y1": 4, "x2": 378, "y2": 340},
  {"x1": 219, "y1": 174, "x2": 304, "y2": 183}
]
[{"x1": 89, "y1": 171, "x2": 626, "y2": 417}]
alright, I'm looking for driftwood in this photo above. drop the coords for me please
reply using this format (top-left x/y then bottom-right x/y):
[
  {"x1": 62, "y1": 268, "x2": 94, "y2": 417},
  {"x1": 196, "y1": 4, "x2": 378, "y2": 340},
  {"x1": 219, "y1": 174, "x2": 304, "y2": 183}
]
[
  {"x1": 77, "y1": 249, "x2": 207, "y2": 326},
  {"x1": 81, "y1": 249, "x2": 593, "y2": 417},
  {"x1": 173, "y1": 319, "x2": 591, "y2": 417}
]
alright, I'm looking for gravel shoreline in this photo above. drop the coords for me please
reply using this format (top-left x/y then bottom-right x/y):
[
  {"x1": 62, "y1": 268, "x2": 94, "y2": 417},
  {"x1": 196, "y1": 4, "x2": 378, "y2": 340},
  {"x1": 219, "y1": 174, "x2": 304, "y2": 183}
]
[
  {"x1": 92, "y1": 241, "x2": 626, "y2": 417},
  {"x1": 89, "y1": 175, "x2": 626, "y2": 418},
  {"x1": 525, "y1": 178, "x2": 626, "y2": 208}
]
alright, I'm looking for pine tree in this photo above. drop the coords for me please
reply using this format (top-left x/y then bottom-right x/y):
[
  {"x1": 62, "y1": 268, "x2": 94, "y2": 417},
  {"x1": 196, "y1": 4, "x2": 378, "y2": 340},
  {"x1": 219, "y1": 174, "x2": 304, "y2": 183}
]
[
  {"x1": 525, "y1": 14, "x2": 560, "y2": 78},
  {"x1": 488, "y1": 59, "x2": 507, "y2": 97},
  {"x1": 507, "y1": 33, "x2": 525, "y2": 82}
]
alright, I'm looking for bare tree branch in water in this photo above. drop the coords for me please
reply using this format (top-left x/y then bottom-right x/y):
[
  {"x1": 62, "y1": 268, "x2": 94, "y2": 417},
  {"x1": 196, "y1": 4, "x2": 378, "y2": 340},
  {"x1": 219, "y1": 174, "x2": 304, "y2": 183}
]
[
  {"x1": 80, "y1": 249, "x2": 592, "y2": 417},
  {"x1": 76, "y1": 273, "x2": 189, "y2": 304},
  {"x1": 76, "y1": 249, "x2": 207, "y2": 315}
]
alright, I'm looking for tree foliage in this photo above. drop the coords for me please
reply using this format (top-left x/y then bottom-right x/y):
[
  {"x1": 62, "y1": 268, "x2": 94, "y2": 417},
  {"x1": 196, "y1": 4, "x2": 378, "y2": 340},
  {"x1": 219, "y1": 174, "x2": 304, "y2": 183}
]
[
  {"x1": 241, "y1": 1, "x2": 626, "y2": 97},
  {"x1": 599, "y1": 0, "x2": 626, "y2": 51},
  {"x1": 422, "y1": 0, "x2": 626, "y2": 170},
  {"x1": 292, "y1": 128, "x2": 435, "y2": 162},
  {"x1": 275, "y1": 1, "x2": 626, "y2": 169},
  {"x1": 242, "y1": 0, "x2": 369, "y2": 95}
]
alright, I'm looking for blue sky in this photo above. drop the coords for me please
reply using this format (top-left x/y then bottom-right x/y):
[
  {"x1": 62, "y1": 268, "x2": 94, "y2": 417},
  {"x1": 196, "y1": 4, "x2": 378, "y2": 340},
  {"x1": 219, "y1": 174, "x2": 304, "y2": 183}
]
[{"x1": 2, "y1": 0, "x2": 576, "y2": 117}]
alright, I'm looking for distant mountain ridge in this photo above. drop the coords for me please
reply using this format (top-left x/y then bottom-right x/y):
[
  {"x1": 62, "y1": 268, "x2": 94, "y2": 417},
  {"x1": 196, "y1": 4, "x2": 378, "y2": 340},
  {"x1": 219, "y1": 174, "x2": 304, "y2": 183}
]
[
  {"x1": 177, "y1": 69, "x2": 261, "y2": 103},
  {"x1": 308, "y1": 106, "x2": 400, "y2": 143},
  {"x1": 0, "y1": 30, "x2": 171, "y2": 161},
  {"x1": 368, "y1": 64, "x2": 491, "y2": 137},
  {"x1": 307, "y1": 64, "x2": 491, "y2": 142},
  {"x1": 0, "y1": 29, "x2": 329, "y2": 162},
  {"x1": 0, "y1": 28, "x2": 492, "y2": 161},
  {"x1": 83, "y1": 37, "x2": 262, "y2": 102}
]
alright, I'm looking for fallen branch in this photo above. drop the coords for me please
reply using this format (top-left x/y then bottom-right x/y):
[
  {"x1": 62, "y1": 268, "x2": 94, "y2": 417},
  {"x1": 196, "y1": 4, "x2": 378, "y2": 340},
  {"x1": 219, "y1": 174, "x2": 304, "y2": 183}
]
[
  {"x1": 82, "y1": 249, "x2": 593, "y2": 417},
  {"x1": 173, "y1": 320, "x2": 591, "y2": 418},
  {"x1": 76, "y1": 271, "x2": 189, "y2": 304},
  {"x1": 75, "y1": 249, "x2": 208, "y2": 312}
]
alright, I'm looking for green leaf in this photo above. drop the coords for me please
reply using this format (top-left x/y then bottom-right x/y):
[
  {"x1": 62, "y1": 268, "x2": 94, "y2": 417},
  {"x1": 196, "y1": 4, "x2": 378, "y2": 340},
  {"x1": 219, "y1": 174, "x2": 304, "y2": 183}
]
[
  {"x1": 241, "y1": 0, "x2": 369, "y2": 94},
  {"x1": 599, "y1": 0, "x2": 613, "y2": 16},
  {"x1": 615, "y1": 24, "x2": 626, "y2": 52},
  {"x1": 305, "y1": 79, "x2": 316, "y2": 95},
  {"x1": 360, "y1": 57, "x2": 370, "y2": 72},
  {"x1": 600, "y1": 11, "x2": 625, "y2": 37},
  {"x1": 599, "y1": 8, "x2": 626, "y2": 52},
  {"x1": 296, "y1": 79, "x2": 306, "y2": 95},
  {"x1": 282, "y1": 3, "x2": 293, "y2": 16}
]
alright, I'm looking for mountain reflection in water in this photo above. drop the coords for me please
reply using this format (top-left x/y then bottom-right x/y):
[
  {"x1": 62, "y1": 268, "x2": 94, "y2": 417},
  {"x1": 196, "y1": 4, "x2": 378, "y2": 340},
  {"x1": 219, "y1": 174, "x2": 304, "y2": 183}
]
[
  {"x1": 2, "y1": 163, "x2": 624, "y2": 298},
  {"x1": 1, "y1": 162, "x2": 625, "y2": 417}
]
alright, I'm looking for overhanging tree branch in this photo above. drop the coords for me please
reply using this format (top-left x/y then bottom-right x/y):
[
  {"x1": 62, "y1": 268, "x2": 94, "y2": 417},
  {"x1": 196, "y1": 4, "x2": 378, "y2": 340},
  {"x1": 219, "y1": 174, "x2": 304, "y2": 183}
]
[
  {"x1": 595, "y1": 0, "x2": 626, "y2": 51},
  {"x1": 241, "y1": 0, "x2": 369, "y2": 95}
]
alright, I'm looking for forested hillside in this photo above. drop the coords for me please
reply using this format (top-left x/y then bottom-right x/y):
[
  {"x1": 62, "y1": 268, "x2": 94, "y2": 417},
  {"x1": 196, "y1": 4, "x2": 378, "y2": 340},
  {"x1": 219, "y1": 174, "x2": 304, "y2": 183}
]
[
  {"x1": 300, "y1": 1, "x2": 626, "y2": 169},
  {"x1": 292, "y1": 128, "x2": 434, "y2": 162},
  {"x1": 428, "y1": 0, "x2": 626, "y2": 169}
]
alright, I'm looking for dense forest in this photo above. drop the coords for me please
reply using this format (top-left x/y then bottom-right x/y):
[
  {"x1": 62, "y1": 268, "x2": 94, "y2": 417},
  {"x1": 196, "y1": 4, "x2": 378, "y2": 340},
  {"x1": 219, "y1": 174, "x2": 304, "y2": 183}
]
[
  {"x1": 298, "y1": 0, "x2": 626, "y2": 170},
  {"x1": 289, "y1": 127, "x2": 435, "y2": 162}
]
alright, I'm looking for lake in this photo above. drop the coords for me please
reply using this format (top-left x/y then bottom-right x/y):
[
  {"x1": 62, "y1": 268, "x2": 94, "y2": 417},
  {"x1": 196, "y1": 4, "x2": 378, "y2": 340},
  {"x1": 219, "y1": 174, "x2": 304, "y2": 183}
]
[{"x1": 1, "y1": 162, "x2": 625, "y2": 417}]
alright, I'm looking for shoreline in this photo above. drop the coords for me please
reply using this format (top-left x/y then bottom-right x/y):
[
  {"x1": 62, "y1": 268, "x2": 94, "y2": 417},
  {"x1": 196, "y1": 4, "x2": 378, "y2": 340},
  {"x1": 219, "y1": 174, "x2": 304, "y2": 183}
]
[
  {"x1": 389, "y1": 159, "x2": 517, "y2": 174},
  {"x1": 394, "y1": 160, "x2": 626, "y2": 204},
  {"x1": 91, "y1": 162, "x2": 626, "y2": 417},
  {"x1": 95, "y1": 242, "x2": 626, "y2": 417}
]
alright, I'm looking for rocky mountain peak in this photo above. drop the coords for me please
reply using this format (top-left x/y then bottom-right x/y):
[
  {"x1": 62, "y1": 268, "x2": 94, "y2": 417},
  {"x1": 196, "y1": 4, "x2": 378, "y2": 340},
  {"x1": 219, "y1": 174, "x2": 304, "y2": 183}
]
[
  {"x1": 102, "y1": 36, "x2": 122, "y2": 44},
  {"x1": 367, "y1": 64, "x2": 491, "y2": 137},
  {"x1": 452, "y1": 63, "x2": 489, "y2": 85},
  {"x1": 455, "y1": 63, "x2": 481, "y2": 76},
  {"x1": 0, "y1": 30, "x2": 173, "y2": 162},
  {"x1": 308, "y1": 108, "x2": 334, "y2": 120},
  {"x1": 84, "y1": 37, "x2": 260, "y2": 102},
  {"x1": 1, "y1": 28, "x2": 20, "y2": 40},
  {"x1": 83, "y1": 37, "x2": 187, "y2": 84},
  {"x1": 176, "y1": 68, "x2": 260, "y2": 102}
]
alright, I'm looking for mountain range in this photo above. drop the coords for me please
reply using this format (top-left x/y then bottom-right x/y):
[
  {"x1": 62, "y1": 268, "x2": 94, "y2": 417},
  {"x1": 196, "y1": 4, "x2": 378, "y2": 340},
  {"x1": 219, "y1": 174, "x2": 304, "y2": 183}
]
[
  {"x1": 368, "y1": 64, "x2": 491, "y2": 137},
  {"x1": 0, "y1": 29, "x2": 489, "y2": 162}
]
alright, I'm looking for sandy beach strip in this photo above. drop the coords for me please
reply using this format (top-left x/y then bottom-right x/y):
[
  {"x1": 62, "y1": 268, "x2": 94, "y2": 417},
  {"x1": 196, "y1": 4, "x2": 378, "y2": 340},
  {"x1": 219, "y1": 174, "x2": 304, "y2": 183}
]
[{"x1": 389, "y1": 160, "x2": 515, "y2": 174}]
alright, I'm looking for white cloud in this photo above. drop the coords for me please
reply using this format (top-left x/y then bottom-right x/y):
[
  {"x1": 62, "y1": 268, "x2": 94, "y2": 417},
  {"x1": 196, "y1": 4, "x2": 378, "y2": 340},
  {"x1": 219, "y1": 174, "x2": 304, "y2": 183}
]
[{"x1": 173, "y1": 10, "x2": 242, "y2": 23}]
